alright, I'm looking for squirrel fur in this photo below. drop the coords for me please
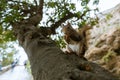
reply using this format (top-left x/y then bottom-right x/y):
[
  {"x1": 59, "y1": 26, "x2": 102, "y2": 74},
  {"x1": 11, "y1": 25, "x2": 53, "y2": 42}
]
[{"x1": 61, "y1": 22, "x2": 91, "y2": 57}]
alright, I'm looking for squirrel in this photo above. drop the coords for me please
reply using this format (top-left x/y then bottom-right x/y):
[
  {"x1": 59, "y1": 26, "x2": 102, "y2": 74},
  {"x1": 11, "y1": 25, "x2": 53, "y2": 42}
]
[{"x1": 61, "y1": 22, "x2": 91, "y2": 57}]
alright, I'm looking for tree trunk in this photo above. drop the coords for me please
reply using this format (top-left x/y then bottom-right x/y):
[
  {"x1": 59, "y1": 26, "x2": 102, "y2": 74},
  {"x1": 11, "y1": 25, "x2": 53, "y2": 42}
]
[{"x1": 12, "y1": 23, "x2": 119, "y2": 80}]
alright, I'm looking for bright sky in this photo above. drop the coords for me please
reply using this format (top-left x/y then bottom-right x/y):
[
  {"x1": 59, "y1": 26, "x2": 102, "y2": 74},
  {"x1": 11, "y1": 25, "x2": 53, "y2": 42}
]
[
  {"x1": 30, "y1": 0, "x2": 120, "y2": 12},
  {"x1": 98, "y1": 0, "x2": 120, "y2": 12}
]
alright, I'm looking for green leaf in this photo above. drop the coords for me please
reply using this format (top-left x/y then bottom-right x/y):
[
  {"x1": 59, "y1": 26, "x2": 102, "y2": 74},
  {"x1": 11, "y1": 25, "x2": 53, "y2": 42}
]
[
  {"x1": 106, "y1": 14, "x2": 113, "y2": 20},
  {"x1": 70, "y1": 3, "x2": 76, "y2": 10},
  {"x1": 81, "y1": 0, "x2": 90, "y2": 6},
  {"x1": 93, "y1": 0, "x2": 99, "y2": 5},
  {"x1": 47, "y1": 2, "x2": 56, "y2": 8},
  {"x1": 76, "y1": 12, "x2": 81, "y2": 17}
]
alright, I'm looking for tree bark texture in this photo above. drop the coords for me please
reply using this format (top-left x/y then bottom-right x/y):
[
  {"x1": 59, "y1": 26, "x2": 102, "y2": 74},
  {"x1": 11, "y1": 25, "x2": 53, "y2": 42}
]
[{"x1": 12, "y1": 23, "x2": 119, "y2": 80}]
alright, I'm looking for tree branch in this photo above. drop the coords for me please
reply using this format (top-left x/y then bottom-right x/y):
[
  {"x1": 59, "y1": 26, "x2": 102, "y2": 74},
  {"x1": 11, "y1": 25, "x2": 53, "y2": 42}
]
[
  {"x1": 34, "y1": 0, "x2": 38, "y2": 7},
  {"x1": 27, "y1": 0, "x2": 44, "y2": 26},
  {"x1": 38, "y1": 0, "x2": 44, "y2": 18},
  {"x1": 38, "y1": 10, "x2": 89, "y2": 37},
  {"x1": 19, "y1": 0, "x2": 44, "y2": 26},
  {"x1": 51, "y1": 12, "x2": 75, "y2": 30},
  {"x1": 50, "y1": 10, "x2": 88, "y2": 35}
]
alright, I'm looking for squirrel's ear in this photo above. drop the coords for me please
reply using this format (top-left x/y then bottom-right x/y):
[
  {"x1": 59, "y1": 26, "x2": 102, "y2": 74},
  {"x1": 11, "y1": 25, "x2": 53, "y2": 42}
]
[
  {"x1": 61, "y1": 24, "x2": 64, "y2": 27},
  {"x1": 67, "y1": 21, "x2": 71, "y2": 25}
]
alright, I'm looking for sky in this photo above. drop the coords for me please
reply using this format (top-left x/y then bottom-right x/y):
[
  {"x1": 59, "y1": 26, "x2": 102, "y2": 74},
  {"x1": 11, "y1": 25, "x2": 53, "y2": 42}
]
[
  {"x1": 29, "y1": 0, "x2": 120, "y2": 12},
  {"x1": 98, "y1": 0, "x2": 120, "y2": 12}
]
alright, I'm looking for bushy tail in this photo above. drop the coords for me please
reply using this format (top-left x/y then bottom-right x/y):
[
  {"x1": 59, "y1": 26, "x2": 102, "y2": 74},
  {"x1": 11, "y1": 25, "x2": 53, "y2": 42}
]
[{"x1": 78, "y1": 25, "x2": 92, "y2": 56}]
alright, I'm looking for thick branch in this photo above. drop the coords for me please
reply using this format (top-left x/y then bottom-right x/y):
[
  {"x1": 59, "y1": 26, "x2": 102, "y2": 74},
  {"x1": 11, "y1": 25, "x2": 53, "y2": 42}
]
[
  {"x1": 37, "y1": 12, "x2": 77, "y2": 36},
  {"x1": 13, "y1": 0, "x2": 44, "y2": 26},
  {"x1": 51, "y1": 12, "x2": 75, "y2": 30},
  {"x1": 37, "y1": 10, "x2": 88, "y2": 37},
  {"x1": 38, "y1": 0, "x2": 44, "y2": 18},
  {"x1": 26, "y1": 0, "x2": 44, "y2": 26},
  {"x1": 34, "y1": 0, "x2": 38, "y2": 7},
  {"x1": 50, "y1": 10, "x2": 88, "y2": 35}
]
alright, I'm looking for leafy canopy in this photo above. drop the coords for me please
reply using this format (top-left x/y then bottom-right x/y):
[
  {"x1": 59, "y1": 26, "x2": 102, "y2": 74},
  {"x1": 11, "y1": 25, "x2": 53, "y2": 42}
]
[
  {"x1": 0, "y1": 0, "x2": 99, "y2": 32},
  {"x1": 0, "y1": 0, "x2": 99, "y2": 65}
]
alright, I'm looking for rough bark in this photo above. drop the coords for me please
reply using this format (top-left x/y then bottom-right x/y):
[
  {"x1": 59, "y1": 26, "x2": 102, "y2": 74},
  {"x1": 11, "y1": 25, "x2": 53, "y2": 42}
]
[{"x1": 12, "y1": 23, "x2": 119, "y2": 80}]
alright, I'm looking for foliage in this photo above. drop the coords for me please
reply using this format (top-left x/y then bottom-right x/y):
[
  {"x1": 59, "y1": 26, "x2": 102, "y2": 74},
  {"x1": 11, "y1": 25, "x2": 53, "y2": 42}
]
[
  {"x1": 0, "y1": 42, "x2": 18, "y2": 67},
  {"x1": 43, "y1": 0, "x2": 99, "y2": 27},
  {"x1": 102, "y1": 50, "x2": 116, "y2": 63},
  {"x1": 54, "y1": 36, "x2": 66, "y2": 48},
  {"x1": 25, "y1": 60, "x2": 32, "y2": 74},
  {"x1": 0, "y1": 0, "x2": 99, "y2": 40},
  {"x1": 106, "y1": 13, "x2": 113, "y2": 20},
  {"x1": 0, "y1": 27, "x2": 16, "y2": 43},
  {"x1": 2, "y1": 52, "x2": 14, "y2": 66},
  {"x1": 43, "y1": 0, "x2": 99, "y2": 48},
  {"x1": 0, "y1": 0, "x2": 99, "y2": 66}
]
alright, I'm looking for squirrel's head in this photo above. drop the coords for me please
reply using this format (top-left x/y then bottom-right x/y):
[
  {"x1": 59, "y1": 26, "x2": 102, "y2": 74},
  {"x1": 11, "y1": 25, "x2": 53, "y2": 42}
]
[{"x1": 61, "y1": 22, "x2": 73, "y2": 34}]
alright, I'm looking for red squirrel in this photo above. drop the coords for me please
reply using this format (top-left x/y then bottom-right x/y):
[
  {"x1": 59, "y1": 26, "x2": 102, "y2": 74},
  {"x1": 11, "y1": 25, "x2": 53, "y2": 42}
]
[{"x1": 61, "y1": 22, "x2": 91, "y2": 57}]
